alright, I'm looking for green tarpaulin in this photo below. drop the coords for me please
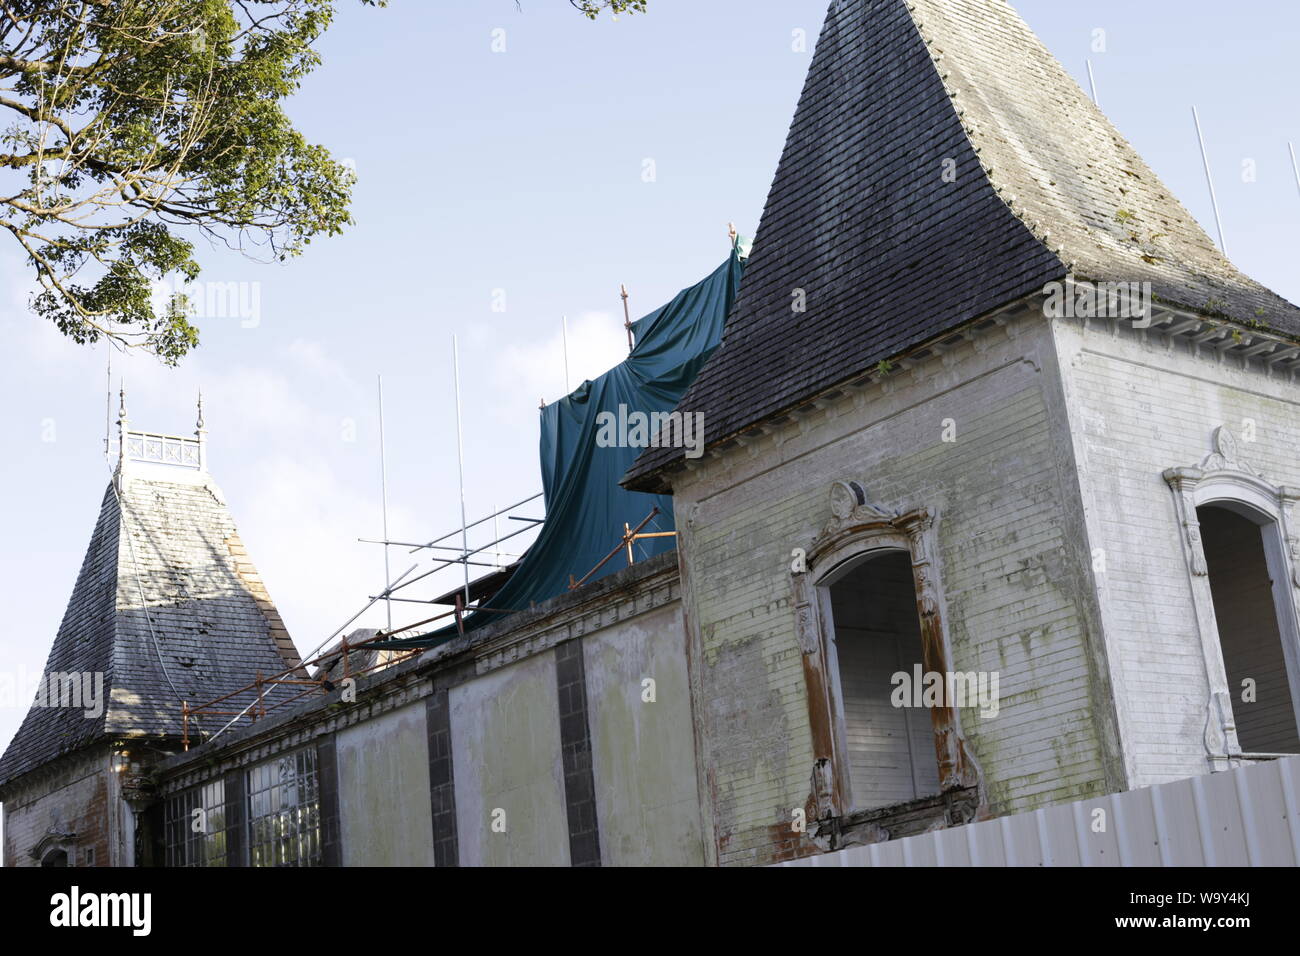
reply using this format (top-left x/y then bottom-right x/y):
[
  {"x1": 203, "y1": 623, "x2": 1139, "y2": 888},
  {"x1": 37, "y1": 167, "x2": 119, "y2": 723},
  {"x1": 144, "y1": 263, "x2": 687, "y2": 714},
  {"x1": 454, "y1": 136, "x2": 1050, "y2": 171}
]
[{"x1": 375, "y1": 247, "x2": 744, "y2": 649}]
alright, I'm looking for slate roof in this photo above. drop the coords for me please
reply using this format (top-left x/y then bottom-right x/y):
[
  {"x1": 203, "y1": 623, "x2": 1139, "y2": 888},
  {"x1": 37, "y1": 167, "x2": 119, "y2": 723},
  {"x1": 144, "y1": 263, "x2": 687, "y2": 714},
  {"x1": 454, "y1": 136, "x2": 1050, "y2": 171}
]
[
  {"x1": 0, "y1": 473, "x2": 303, "y2": 791},
  {"x1": 624, "y1": 0, "x2": 1300, "y2": 491}
]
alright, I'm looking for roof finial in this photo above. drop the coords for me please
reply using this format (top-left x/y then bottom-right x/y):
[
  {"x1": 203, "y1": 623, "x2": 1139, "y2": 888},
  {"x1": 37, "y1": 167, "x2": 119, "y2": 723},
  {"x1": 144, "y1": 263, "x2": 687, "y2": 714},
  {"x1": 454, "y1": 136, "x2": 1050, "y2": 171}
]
[
  {"x1": 115, "y1": 385, "x2": 128, "y2": 479},
  {"x1": 620, "y1": 283, "x2": 634, "y2": 353},
  {"x1": 195, "y1": 387, "x2": 208, "y2": 473}
]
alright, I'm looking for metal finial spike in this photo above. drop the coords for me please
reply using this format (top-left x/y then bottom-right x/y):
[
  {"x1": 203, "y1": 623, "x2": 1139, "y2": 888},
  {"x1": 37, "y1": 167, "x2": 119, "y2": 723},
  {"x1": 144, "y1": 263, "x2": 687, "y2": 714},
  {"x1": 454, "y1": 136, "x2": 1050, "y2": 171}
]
[
  {"x1": 117, "y1": 386, "x2": 127, "y2": 422},
  {"x1": 196, "y1": 388, "x2": 205, "y2": 430}
]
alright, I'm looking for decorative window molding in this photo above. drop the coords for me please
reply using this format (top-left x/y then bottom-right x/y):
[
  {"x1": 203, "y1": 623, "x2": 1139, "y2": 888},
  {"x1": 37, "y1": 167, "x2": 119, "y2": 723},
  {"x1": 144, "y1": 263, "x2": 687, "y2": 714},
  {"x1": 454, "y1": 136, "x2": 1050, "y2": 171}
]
[
  {"x1": 29, "y1": 827, "x2": 77, "y2": 865},
  {"x1": 1163, "y1": 426, "x2": 1300, "y2": 769},
  {"x1": 790, "y1": 480, "x2": 980, "y2": 828}
]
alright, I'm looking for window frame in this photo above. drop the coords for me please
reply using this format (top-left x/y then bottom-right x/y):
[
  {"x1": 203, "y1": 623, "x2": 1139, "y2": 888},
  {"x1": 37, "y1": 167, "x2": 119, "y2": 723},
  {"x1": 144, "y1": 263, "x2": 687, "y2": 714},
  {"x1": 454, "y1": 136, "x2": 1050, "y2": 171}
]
[
  {"x1": 164, "y1": 778, "x2": 232, "y2": 867},
  {"x1": 1164, "y1": 426, "x2": 1300, "y2": 765},
  {"x1": 244, "y1": 747, "x2": 322, "y2": 868},
  {"x1": 791, "y1": 480, "x2": 979, "y2": 822}
]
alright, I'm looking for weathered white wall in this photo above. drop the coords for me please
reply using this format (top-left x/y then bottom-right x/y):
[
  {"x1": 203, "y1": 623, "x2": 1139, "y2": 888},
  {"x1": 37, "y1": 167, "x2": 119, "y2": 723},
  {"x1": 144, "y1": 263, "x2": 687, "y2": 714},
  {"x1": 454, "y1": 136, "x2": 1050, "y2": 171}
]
[
  {"x1": 1052, "y1": 319, "x2": 1300, "y2": 787},
  {"x1": 672, "y1": 312, "x2": 1120, "y2": 865},
  {"x1": 450, "y1": 650, "x2": 570, "y2": 866},
  {"x1": 336, "y1": 702, "x2": 435, "y2": 867},
  {"x1": 582, "y1": 601, "x2": 705, "y2": 866}
]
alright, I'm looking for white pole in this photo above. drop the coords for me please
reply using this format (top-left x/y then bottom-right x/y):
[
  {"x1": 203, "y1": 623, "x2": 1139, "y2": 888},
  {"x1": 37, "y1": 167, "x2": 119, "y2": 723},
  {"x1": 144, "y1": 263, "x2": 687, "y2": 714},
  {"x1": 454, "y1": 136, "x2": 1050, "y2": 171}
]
[
  {"x1": 1192, "y1": 106, "x2": 1228, "y2": 255},
  {"x1": 452, "y1": 335, "x2": 471, "y2": 607},
  {"x1": 493, "y1": 502, "x2": 501, "y2": 569},
  {"x1": 562, "y1": 315, "x2": 571, "y2": 393},
  {"x1": 1289, "y1": 142, "x2": 1300, "y2": 201},
  {"x1": 104, "y1": 339, "x2": 112, "y2": 459},
  {"x1": 377, "y1": 374, "x2": 392, "y2": 631},
  {"x1": 1086, "y1": 59, "x2": 1099, "y2": 107}
]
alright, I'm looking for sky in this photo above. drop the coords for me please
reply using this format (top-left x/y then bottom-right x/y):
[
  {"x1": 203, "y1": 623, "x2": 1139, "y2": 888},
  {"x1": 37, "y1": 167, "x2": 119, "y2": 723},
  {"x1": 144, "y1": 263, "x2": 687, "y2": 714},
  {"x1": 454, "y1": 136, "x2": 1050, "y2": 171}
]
[{"x1": 1, "y1": 0, "x2": 1298, "y2": 806}]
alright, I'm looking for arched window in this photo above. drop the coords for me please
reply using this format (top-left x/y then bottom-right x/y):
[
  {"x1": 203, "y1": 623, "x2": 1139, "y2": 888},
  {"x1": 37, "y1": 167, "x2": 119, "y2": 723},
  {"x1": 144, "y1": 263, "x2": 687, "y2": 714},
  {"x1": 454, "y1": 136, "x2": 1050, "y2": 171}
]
[
  {"x1": 1198, "y1": 502, "x2": 1300, "y2": 753},
  {"x1": 821, "y1": 548, "x2": 941, "y2": 809},
  {"x1": 1165, "y1": 427, "x2": 1300, "y2": 764},
  {"x1": 791, "y1": 481, "x2": 979, "y2": 823}
]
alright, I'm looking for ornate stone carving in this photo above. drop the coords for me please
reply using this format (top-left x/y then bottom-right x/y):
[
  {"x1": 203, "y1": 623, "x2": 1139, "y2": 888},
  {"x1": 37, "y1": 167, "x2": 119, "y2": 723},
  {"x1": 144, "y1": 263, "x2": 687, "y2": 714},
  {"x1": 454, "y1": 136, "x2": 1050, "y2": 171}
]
[
  {"x1": 1283, "y1": 494, "x2": 1300, "y2": 590},
  {"x1": 810, "y1": 757, "x2": 836, "y2": 821},
  {"x1": 1200, "y1": 424, "x2": 1258, "y2": 475},
  {"x1": 810, "y1": 481, "x2": 901, "y2": 555},
  {"x1": 793, "y1": 596, "x2": 820, "y2": 656},
  {"x1": 903, "y1": 556, "x2": 937, "y2": 621},
  {"x1": 829, "y1": 479, "x2": 866, "y2": 520},
  {"x1": 1184, "y1": 514, "x2": 1208, "y2": 576}
]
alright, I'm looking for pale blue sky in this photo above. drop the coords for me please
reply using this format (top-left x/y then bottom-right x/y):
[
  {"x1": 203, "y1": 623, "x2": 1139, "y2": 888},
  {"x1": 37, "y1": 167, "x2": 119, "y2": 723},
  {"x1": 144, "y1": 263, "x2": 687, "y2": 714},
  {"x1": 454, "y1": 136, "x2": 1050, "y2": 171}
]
[{"x1": 2, "y1": 1, "x2": 1297, "y2": 769}]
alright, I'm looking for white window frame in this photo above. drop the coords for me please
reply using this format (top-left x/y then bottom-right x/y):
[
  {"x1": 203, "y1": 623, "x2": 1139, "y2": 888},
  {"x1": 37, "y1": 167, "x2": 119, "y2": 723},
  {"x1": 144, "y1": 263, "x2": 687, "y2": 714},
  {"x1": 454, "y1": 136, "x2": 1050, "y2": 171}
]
[{"x1": 1164, "y1": 426, "x2": 1300, "y2": 767}]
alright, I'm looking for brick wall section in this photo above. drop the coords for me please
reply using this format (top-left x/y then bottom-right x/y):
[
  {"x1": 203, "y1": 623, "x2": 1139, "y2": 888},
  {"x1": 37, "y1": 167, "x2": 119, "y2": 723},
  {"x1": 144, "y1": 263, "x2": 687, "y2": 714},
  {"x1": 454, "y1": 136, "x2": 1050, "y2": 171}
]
[
  {"x1": 555, "y1": 640, "x2": 601, "y2": 867},
  {"x1": 672, "y1": 317, "x2": 1114, "y2": 866},
  {"x1": 1053, "y1": 319, "x2": 1300, "y2": 786},
  {"x1": 2, "y1": 748, "x2": 111, "y2": 867},
  {"x1": 316, "y1": 736, "x2": 341, "y2": 868},
  {"x1": 426, "y1": 688, "x2": 459, "y2": 867}
]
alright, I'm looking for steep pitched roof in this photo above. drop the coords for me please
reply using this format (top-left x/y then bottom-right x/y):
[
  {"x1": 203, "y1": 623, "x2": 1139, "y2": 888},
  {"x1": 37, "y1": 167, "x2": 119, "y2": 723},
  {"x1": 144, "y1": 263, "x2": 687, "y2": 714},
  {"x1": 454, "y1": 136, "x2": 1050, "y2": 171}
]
[
  {"x1": 625, "y1": 0, "x2": 1300, "y2": 491},
  {"x1": 0, "y1": 470, "x2": 301, "y2": 790}
]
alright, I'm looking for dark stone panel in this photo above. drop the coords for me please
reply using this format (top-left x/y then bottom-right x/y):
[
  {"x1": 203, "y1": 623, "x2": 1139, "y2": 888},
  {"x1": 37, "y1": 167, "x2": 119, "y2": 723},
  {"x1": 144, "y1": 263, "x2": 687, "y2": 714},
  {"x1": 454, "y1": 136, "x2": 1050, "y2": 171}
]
[
  {"x1": 554, "y1": 641, "x2": 601, "y2": 867},
  {"x1": 317, "y1": 736, "x2": 341, "y2": 868},
  {"x1": 426, "y1": 689, "x2": 459, "y2": 867},
  {"x1": 224, "y1": 768, "x2": 246, "y2": 867}
]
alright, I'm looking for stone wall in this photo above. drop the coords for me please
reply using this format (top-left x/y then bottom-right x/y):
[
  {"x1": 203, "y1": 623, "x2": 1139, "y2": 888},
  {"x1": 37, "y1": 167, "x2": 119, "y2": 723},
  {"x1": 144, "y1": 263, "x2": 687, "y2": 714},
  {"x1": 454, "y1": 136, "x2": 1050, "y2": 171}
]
[
  {"x1": 670, "y1": 306, "x2": 1121, "y2": 866},
  {"x1": 1052, "y1": 316, "x2": 1300, "y2": 787}
]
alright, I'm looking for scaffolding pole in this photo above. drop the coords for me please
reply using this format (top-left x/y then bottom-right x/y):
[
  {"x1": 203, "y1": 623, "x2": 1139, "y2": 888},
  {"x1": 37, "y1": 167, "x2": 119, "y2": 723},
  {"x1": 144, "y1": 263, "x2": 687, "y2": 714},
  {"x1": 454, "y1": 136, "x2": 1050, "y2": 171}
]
[
  {"x1": 562, "y1": 315, "x2": 571, "y2": 393},
  {"x1": 377, "y1": 374, "x2": 392, "y2": 631},
  {"x1": 408, "y1": 491, "x2": 544, "y2": 553},
  {"x1": 452, "y1": 334, "x2": 471, "y2": 607},
  {"x1": 1192, "y1": 106, "x2": 1228, "y2": 255},
  {"x1": 103, "y1": 332, "x2": 112, "y2": 459},
  {"x1": 1290, "y1": 142, "x2": 1300, "y2": 201}
]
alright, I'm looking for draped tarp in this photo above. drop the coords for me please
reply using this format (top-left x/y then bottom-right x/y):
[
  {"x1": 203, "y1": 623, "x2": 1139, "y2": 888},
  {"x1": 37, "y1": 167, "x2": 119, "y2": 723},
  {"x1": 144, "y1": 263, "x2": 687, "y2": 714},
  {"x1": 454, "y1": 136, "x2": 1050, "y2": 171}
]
[{"x1": 374, "y1": 248, "x2": 745, "y2": 649}]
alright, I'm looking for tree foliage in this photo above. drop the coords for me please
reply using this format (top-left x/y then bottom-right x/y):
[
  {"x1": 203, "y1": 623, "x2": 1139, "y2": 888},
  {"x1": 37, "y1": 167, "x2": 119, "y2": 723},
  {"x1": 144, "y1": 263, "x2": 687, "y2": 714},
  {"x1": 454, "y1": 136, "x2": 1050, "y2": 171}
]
[
  {"x1": 0, "y1": 0, "x2": 383, "y2": 363},
  {"x1": 569, "y1": 1, "x2": 647, "y2": 20},
  {"x1": 2, "y1": 0, "x2": 641, "y2": 363}
]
